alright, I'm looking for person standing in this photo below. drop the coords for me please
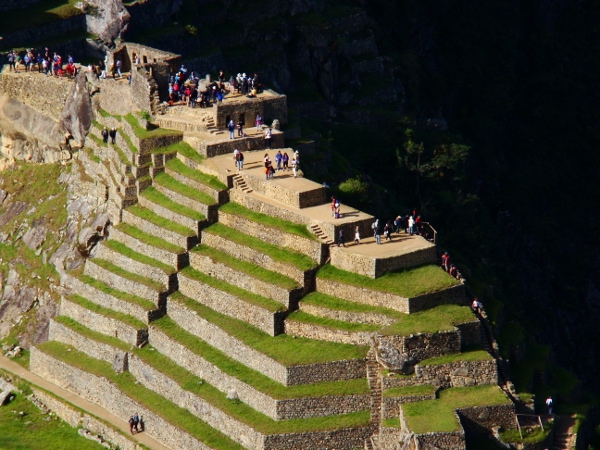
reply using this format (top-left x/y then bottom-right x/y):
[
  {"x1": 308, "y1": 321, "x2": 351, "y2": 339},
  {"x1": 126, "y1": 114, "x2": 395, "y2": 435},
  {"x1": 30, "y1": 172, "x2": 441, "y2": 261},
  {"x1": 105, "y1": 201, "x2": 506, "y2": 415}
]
[
  {"x1": 337, "y1": 229, "x2": 345, "y2": 247},
  {"x1": 373, "y1": 219, "x2": 381, "y2": 245},
  {"x1": 227, "y1": 119, "x2": 235, "y2": 139},
  {"x1": 109, "y1": 127, "x2": 117, "y2": 145},
  {"x1": 545, "y1": 396, "x2": 553, "y2": 415},
  {"x1": 101, "y1": 127, "x2": 109, "y2": 143},
  {"x1": 291, "y1": 157, "x2": 299, "y2": 178},
  {"x1": 354, "y1": 226, "x2": 361, "y2": 245},
  {"x1": 408, "y1": 215, "x2": 415, "y2": 236},
  {"x1": 275, "y1": 150, "x2": 283, "y2": 171},
  {"x1": 264, "y1": 128, "x2": 272, "y2": 148},
  {"x1": 282, "y1": 152, "x2": 289, "y2": 170},
  {"x1": 237, "y1": 118, "x2": 244, "y2": 137},
  {"x1": 236, "y1": 151, "x2": 244, "y2": 171},
  {"x1": 255, "y1": 114, "x2": 262, "y2": 132}
]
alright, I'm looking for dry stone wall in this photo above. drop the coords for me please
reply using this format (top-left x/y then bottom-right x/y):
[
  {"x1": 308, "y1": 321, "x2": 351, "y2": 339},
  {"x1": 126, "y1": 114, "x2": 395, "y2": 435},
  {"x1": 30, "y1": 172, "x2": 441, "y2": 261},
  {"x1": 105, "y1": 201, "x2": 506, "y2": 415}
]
[
  {"x1": 239, "y1": 173, "x2": 326, "y2": 208},
  {"x1": 218, "y1": 211, "x2": 325, "y2": 263},
  {"x1": 29, "y1": 348, "x2": 213, "y2": 450},
  {"x1": 285, "y1": 320, "x2": 376, "y2": 346},
  {"x1": 97, "y1": 79, "x2": 134, "y2": 116},
  {"x1": 330, "y1": 243, "x2": 438, "y2": 279},
  {"x1": 263, "y1": 426, "x2": 372, "y2": 450},
  {"x1": 458, "y1": 403, "x2": 517, "y2": 433},
  {"x1": 189, "y1": 251, "x2": 301, "y2": 307},
  {"x1": 377, "y1": 331, "x2": 462, "y2": 366},
  {"x1": 121, "y1": 208, "x2": 198, "y2": 249},
  {"x1": 229, "y1": 189, "x2": 312, "y2": 226},
  {"x1": 299, "y1": 302, "x2": 395, "y2": 326},
  {"x1": 167, "y1": 298, "x2": 366, "y2": 386},
  {"x1": 214, "y1": 92, "x2": 288, "y2": 129},
  {"x1": 177, "y1": 273, "x2": 285, "y2": 336},
  {"x1": 49, "y1": 319, "x2": 128, "y2": 371},
  {"x1": 32, "y1": 388, "x2": 145, "y2": 450},
  {"x1": 60, "y1": 296, "x2": 147, "y2": 347},
  {"x1": 382, "y1": 392, "x2": 436, "y2": 419}
]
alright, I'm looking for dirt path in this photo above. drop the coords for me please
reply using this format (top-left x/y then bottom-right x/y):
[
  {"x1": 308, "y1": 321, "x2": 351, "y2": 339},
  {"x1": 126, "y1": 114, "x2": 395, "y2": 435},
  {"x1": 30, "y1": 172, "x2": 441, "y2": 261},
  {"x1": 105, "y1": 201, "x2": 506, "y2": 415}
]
[{"x1": 0, "y1": 354, "x2": 170, "y2": 450}]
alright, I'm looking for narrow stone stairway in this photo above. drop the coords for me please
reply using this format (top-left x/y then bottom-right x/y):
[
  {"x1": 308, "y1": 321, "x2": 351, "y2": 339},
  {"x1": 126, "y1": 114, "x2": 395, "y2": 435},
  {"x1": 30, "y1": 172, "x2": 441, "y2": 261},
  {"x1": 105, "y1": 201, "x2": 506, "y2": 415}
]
[{"x1": 551, "y1": 415, "x2": 576, "y2": 450}]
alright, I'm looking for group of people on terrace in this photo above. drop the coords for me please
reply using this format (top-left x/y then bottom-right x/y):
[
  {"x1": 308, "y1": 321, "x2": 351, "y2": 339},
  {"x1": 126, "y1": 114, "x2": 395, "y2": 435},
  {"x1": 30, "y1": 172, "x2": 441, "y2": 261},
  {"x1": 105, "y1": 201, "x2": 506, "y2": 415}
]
[
  {"x1": 5, "y1": 47, "x2": 77, "y2": 79},
  {"x1": 166, "y1": 67, "x2": 263, "y2": 108},
  {"x1": 441, "y1": 251, "x2": 463, "y2": 282}
]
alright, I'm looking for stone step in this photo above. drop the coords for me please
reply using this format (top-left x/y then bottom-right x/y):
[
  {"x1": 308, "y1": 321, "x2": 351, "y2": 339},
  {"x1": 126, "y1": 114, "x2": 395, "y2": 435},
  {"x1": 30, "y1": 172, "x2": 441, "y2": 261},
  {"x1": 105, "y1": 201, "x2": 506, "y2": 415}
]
[
  {"x1": 310, "y1": 224, "x2": 334, "y2": 245},
  {"x1": 83, "y1": 257, "x2": 168, "y2": 302},
  {"x1": 149, "y1": 318, "x2": 371, "y2": 421},
  {"x1": 138, "y1": 186, "x2": 206, "y2": 234},
  {"x1": 152, "y1": 172, "x2": 219, "y2": 222},
  {"x1": 122, "y1": 204, "x2": 198, "y2": 250},
  {"x1": 111, "y1": 223, "x2": 188, "y2": 270},
  {"x1": 178, "y1": 266, "x2": 286, "y2": 336},
  {"x1": 60, "y1": 294, "x2": 148, "y2": 347},
  {"x1": 167, "y1": 291, "x2": 368, "y2": 386},
  {"x1": 232, "y1": 173, "x2": 253, "y2": 193},
  {"x1": 285, "y1": 311, "x2": 379, "y2": 346},
  {"x1": 299, "y1": 292, "x2": 399, "y2": 326},
  {"x1": 165, "y1": 157, "x2": 228, "y2": 203},
  {"x1": 201, "y1": 223, "x2": 318, "y2": 289},
  {"x1": 29, "y1": 344, "x2": 245, "y2": 450},
  {"x1": 189, "y1": 244, "x2": 302, "y2": 308},
  {"x1": 49, "y1": 317, "x2": 130, "y2": 370},
  {"x1": 95, "y1": 240, "x2": 177, "y2": 291},
  {"x1": 62, "y1": 272, "x2": 163, "y2": 323}
]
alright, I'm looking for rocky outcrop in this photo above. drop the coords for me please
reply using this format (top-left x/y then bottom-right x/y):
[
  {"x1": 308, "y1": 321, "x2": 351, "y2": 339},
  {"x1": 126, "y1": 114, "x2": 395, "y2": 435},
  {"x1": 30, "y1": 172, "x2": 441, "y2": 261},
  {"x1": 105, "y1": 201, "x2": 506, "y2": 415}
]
[
  {"x1": 59, "y1": 70, "x2": 94, "y2": 149},
  {"x1": 81, "y1": 0, "x2": 131, "y2": 44}
]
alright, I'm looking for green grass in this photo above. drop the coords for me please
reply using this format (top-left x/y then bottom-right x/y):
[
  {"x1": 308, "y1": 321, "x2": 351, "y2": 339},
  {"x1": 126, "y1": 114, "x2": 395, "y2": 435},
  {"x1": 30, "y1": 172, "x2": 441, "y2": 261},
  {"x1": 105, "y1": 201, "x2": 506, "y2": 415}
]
[
  {"x1": 116, "y1": 223, "x2": 184, "y2": 254},
  {"x1": 500, "y1": 422, "x2": 551, "y2": 444},
  {"x1": 287, "y1": 311, "x2": 381, "y2": 333},
  {"x1": 379, "y1": 304, "x2": 475, "y2": 336},
  {"x1": 219, "y1": 202, "x2": 317, "y2": 241},
  {"x1": 0, "y1": 0, "x2": 82, "y2": 35},
  {"x1": 383, "y1": 385, "x2": 436, "y2": 397},
  {"x1": 166, "y1": 157, "x2": 226, "y2": 190},
  {"x1": 191, "y1": 245, "x2": 300, "y2": 290},
  {"x1": 124, "y1": 113, "x2": 183, "y2": 139},
  {"x1": 317, "y1": 264, "x2": 459, "y2": 298},
  {"x1": 153, "y1": 317, "x2": 369, "y2": 399},
  {"x1": 153, "y1": 172, "x2": 217, "y2": 206},
  {"x1": 111, "y1": 143, "x2": 131, "y2": 166},
  {"x1": 0, "y1": 389, "x2": 106, "y2": 450},
  {"x1": 418, "y1": 349, "x2": 492, "y2": 366},
  {"x1": 132, "y1": 346, "x2": 370, "y2": 434},
  {"x1": 35, "y1": 342, "x2": 245, "y2": 450},
  {"x1": 118, "y1": 129, "x2": 137, "y2": 153},
  {"x1": 382, "y1": 417, "x2": 400, "y2": 428},
  {"x1": 82, "y1": 147, "x2": 101, "y2": 164},
  {"x1": 402, "y1": 385, "x2": 510, "y2": 433},
  {"x1": 170, "y1": 291, "x2": 368, "y2": 365},
  {"x1": 65, "y1": 294, "x2": 146, "y2": 330},
  {"x1": 173, "y1": 141, "x2": 205, "y2": 165},
  {"x1": 53, "y1": 316, "x2": 130, "y2": 351},
  {"x1": 180, "y1": 266, "x2": 286, "y2": 313},
  {"x1": 77, "y1": 274, "x2": 156, "y2": 310},
  {"x1": 126, "y1": 204, "x2": 195, "y2": 237},
  {"x1": 141, "y1": 186, "x2": 206, "y2": 222},
  {"x1": 87, "y1": 133, "x2": 107, "y2": 148},
  {"x1": 90, "y1": 258, "x2": 166, "y2": 292},
  {"x1": 301, "y1": 291, "x2": 403, "y2": 318},
  {"x1": 102, "y1": 240, "x2": 176, "y2": 275},
  {"x1": 204, "y1": 223, "x2": 316, "y2": 271}
]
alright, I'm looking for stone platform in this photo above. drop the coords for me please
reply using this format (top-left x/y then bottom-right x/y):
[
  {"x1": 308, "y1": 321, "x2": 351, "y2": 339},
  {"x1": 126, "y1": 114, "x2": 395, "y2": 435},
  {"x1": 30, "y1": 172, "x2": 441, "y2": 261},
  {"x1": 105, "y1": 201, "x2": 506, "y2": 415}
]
[{"x1": 202, "y1": 151, "x2": 438, "y2": 277}]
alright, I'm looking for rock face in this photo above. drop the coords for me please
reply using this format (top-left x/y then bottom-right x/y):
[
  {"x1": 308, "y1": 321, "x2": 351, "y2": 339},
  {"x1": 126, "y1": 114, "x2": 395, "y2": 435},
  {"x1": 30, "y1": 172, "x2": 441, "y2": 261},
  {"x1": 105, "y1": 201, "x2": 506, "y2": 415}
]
[
  {"x1": 0, "y1": 94, "x2": 65, "y2": 167},
  {"x1": 59, "y1": 71, "x2": 94, "y2": 149},
  {"x1": 375, "y1": 339, "x2": 414, "y2": 374},
  {"x1": 83, "y1": 0, "x2": 131, "y2": 43}
]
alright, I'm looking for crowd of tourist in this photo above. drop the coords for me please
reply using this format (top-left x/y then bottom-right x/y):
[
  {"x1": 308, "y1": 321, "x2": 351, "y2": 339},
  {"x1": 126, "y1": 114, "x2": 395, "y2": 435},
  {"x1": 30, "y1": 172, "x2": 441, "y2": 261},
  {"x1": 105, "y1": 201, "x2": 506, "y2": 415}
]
[{"x1": 5, "y1": 47, "x2": 78, "y2": 79}]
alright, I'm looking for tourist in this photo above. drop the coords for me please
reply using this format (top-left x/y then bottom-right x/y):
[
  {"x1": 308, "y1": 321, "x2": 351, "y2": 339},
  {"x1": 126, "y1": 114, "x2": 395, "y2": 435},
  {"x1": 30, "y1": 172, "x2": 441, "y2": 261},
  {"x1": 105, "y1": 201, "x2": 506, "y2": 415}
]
[
  {"x1": 275, "y1": 150, "x2": 283, "y2": 171},
  {"x1": 408, "y1": 215, "x2": 415, "y2": 236},
  {"x1": 441, "y1": 251, "x2": 450, "y2": 272},
  {"x1": 282, "y1": 151, "x2": 289, "y2": 170},
  {"x1": 331, "y1": 196, "x2": 337, "y2": 217},
  {"x1": 545, "y1": 396, "x2": 553, "y2": 415},
  {"x1": 354, "y1": 226, "x2": 361, "y2": 245},
  {"x1": 236, "y1": 151, "x2": 244, "y2": 171},
  {"x1": 471, "y1": 298, "x2": 482, "y2": 315},
  {"x1": 255, "y1": 114, "x2": 263, "y2": 132},
  {"x1": 291, "y1": 157, "x2": 299, "y2": 178},
  {"x1": 101, "y1": 127, "x2": 109, "y2": 143},
  {"x1": 384, "y1": 221, "x2": 392, "y2": 241},
  {"x1": 334, "y1": 200, "x2": 341, "y2": 219},
  {"x1": 372, "y1": 219, "x2": 381, "y2": 245},
  {"x1": 7, "y1": 50, "x2": 15, "y2": 72},
  {"x1": 337, "y1": 229, "x2": 345, "y2": 247},
  {"x1": 227, "y1": 119, "x2": 235, "y2": 139},
  {"x1": 237, "y1": 118, "x2": 244, "y2": 137},
  {"x1": 264, "y1": 128, "x2": 272, "y2": 148},
  {"x1": 109, "y1": 127, "x2": 117, "y2": 145}
]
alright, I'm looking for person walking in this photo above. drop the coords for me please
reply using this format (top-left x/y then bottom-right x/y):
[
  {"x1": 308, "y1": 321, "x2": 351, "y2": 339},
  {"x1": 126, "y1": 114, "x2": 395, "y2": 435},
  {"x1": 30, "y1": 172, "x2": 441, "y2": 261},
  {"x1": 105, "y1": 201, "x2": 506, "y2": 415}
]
[
  {"x1": 264, "y1": 128, "x2": 272, "y2": 148},
  {"x1": 354, "y1": 226, "x2": 360, "y2": 245},
  {"x1": 373, "y1": 219, "x2": 381, "y2": 245},
  {"x1": 545, "y1": 396, "x2": 553, "y2": 415},
  {"x1": 109, "y1": 127, "x2": 117, "y2": 144},
  {"x1": 291, "y1": 157, "x2": 299, "y2": 178},
  {"x1": 337, "y1": 229, "x2": 345, "y2": 247},
  {"x1": 227, "y1": 119, "x2": 235, "y2": 139},
  {"x1": 255, "y1": 114, "x2": 262, "y2": 132},
  {"x1": 101, "y1": 127, "x2": 109, "y2": 143}
]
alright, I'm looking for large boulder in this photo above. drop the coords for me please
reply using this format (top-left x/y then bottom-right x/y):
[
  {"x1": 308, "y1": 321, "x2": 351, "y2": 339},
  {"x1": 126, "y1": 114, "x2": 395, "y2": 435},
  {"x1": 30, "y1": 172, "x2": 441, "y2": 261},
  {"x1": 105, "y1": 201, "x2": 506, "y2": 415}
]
[
  {"x1": 59, "y1": 70, "x2": 94, "y2": 149},
  {"x1": 81, "y1": 0, "x2": 131, "y2": 43}
]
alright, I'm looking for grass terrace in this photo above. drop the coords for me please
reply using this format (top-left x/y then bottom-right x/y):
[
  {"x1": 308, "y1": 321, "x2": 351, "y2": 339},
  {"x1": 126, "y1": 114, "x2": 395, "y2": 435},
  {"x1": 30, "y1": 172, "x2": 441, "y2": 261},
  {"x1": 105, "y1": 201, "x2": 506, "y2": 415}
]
[
  {"x1": 191, "y1": 245, "x2": 300, "y2": 290},
  {"x1": 301, "y1": 291, "x2": 402, "y2": 318},
  {"x1": 219, "y1": 202, "x2": 317, "y2": 241},
  {"x1": 402, "y1": 385, "x2": 510, "y2": 433},
  {"x1": 141, "y1": 187, "x2": 206, "y2": 222},
  {"x1": 153, "y1": 317, "x2": 369, "y2": 399},
  {"x1": 418, "y1": 349, "x2": 492, "y2": 366},
  {"x1": 0, "y1": 0, "x2": 82, "y2": 35},
  {"x1": 102, "y1": 239, "x2": 176, "y2": 275},
  {"x1": 35, "y1": 342, "x2": 245, "y2": 450},
  {"x1": 53, "y1": 316, "x2": 131, "y2": 352},
  {"x1": 166, "y1": 157, "x2": 226, "y2": 190},
  {"x1": 204, "y1": 223, "x2": 316, "y2": 271},
  {"x1": 116, "y1": 223, "x2": 185, "y2": 254},
  {"x1": 75, "y1": 274, "x2": 156, "y2": 311},
  {"x1": 286, "y1": 311, "x2": 381, "y2": 333},
  {"x1": 88, "y1": 258, "x2": 166, "y2": 293},
  {"x1": 153, "y1": 172, "x2": 217, "y2": 206},
  {"x1": 175, "y1": 141, "x2": 205, "y2": 165},
  {"x1": 317, "y1": 264, "x2": 459, "y2": 298},
  {"x1": 118, "y1": 129, "x2": 138, "y2": 153},
  {"x1": 170, "y1": 291, "x2": 368, "y2": 365},
  {"x1": 180, "y1": 266, "x2": 286, "y2": 313},
  {"x1": 126, "y1": 204, "x2": 196, "y2": 237},
  {"x1": 65, "y1": 294, "x2": 146, "y2": 330},
  {"x1": 379, "y1": 304, "x2": 475, "y2": 336},
  {"x1": 124, "y1": 113, "x2": 183, "y2": 139},
  {"x1": 383, "y1": 385, "x2": 436, "y2": 397}
]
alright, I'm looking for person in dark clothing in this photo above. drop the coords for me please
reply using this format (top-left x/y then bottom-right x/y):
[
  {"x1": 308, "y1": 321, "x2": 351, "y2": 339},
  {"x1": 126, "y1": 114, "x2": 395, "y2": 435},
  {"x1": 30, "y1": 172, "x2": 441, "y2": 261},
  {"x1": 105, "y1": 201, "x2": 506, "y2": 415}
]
[
  {"x1": 101, "y1": 127, "x2": 109, "y2": 143},
  {"x1": 337, "y1": 229, "x2": 345, "y2": 247},
  {"x1": 109, "y1": 127, "x2": 117, "y2": 144}
]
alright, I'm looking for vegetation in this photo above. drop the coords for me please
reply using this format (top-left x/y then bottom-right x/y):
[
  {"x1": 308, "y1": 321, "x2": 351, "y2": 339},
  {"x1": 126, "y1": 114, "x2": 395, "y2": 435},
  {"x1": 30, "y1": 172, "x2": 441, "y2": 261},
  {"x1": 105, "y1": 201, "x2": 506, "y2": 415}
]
[
  {"x1": 0, "y1": 0, "x2": 82, "y2": 35},
  {"x1": 116, "y1": 223, "x2": 185, "y2": 254},
  {"x1": 287, "y1": 310, "x2": 381, "y2": 333},
  {"x1": 166, "y1": 157, "x2": 227, "y2": 190},
  {"x1": 89, "y1": 258, "x2": 165, "y2": 293},
  {"x1": 140, "y1": 186, "x2": 205, "y2": 222},
  {"x1": 219, "y1": 202, "x2": 317, "y2": 241},
  {"x1": 169, "y1": 291, "x2": 369, "y2": 365},
  {"x1": 402, "y1": 385, "x2": 510, "y2": 433},
  {"x1": 383, "y1": 385, "x2": 436, "y2": 397},
  {"x1": 123, "y1": 113, "x2": 182, "y2": 139},
  {"x1": 317, "y1": 264, "x2": 459, "y2": 298},
  {"x1": 65, "y1": 294, "x2": 146, "y2": 330},
  {"x1": 153, "y1": 172, "x2": 217, "y2": 206},
  {"x1": 418, "y1": 349, "x2": 492, "y2": 366},
  {"x1": 102, "y1": 239, "x2": 176, "y2": 275},
  {"x1": 301, "y1": 291, "x2": 402, "y2": 318},
  {"x1": 77, "y1": 274, "x2": 156, "y2": 310},
  {"x1": 126, "y1": 204, "x2": 196, "y2": 237},
  {"x1": 53, "y1": 315, "x2": 131, "y2": 351},
  {"x1": 204, "y1": 223, "x2": 316, "y2": 271},
  {"x1": 379, "y1": 304, "x2": 474, "y2": 336}
]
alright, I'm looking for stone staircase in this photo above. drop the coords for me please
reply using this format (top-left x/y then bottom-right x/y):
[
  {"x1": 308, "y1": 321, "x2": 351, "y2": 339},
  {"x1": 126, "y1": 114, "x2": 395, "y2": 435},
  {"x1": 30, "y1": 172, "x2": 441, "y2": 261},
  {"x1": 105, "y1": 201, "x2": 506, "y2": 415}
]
[
  {"x1": 232, "y1": 173, "x2": 253, "y2": 193},
  {"x1": 310, "y1": 223, "x2": 334, "y2": 245}
]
